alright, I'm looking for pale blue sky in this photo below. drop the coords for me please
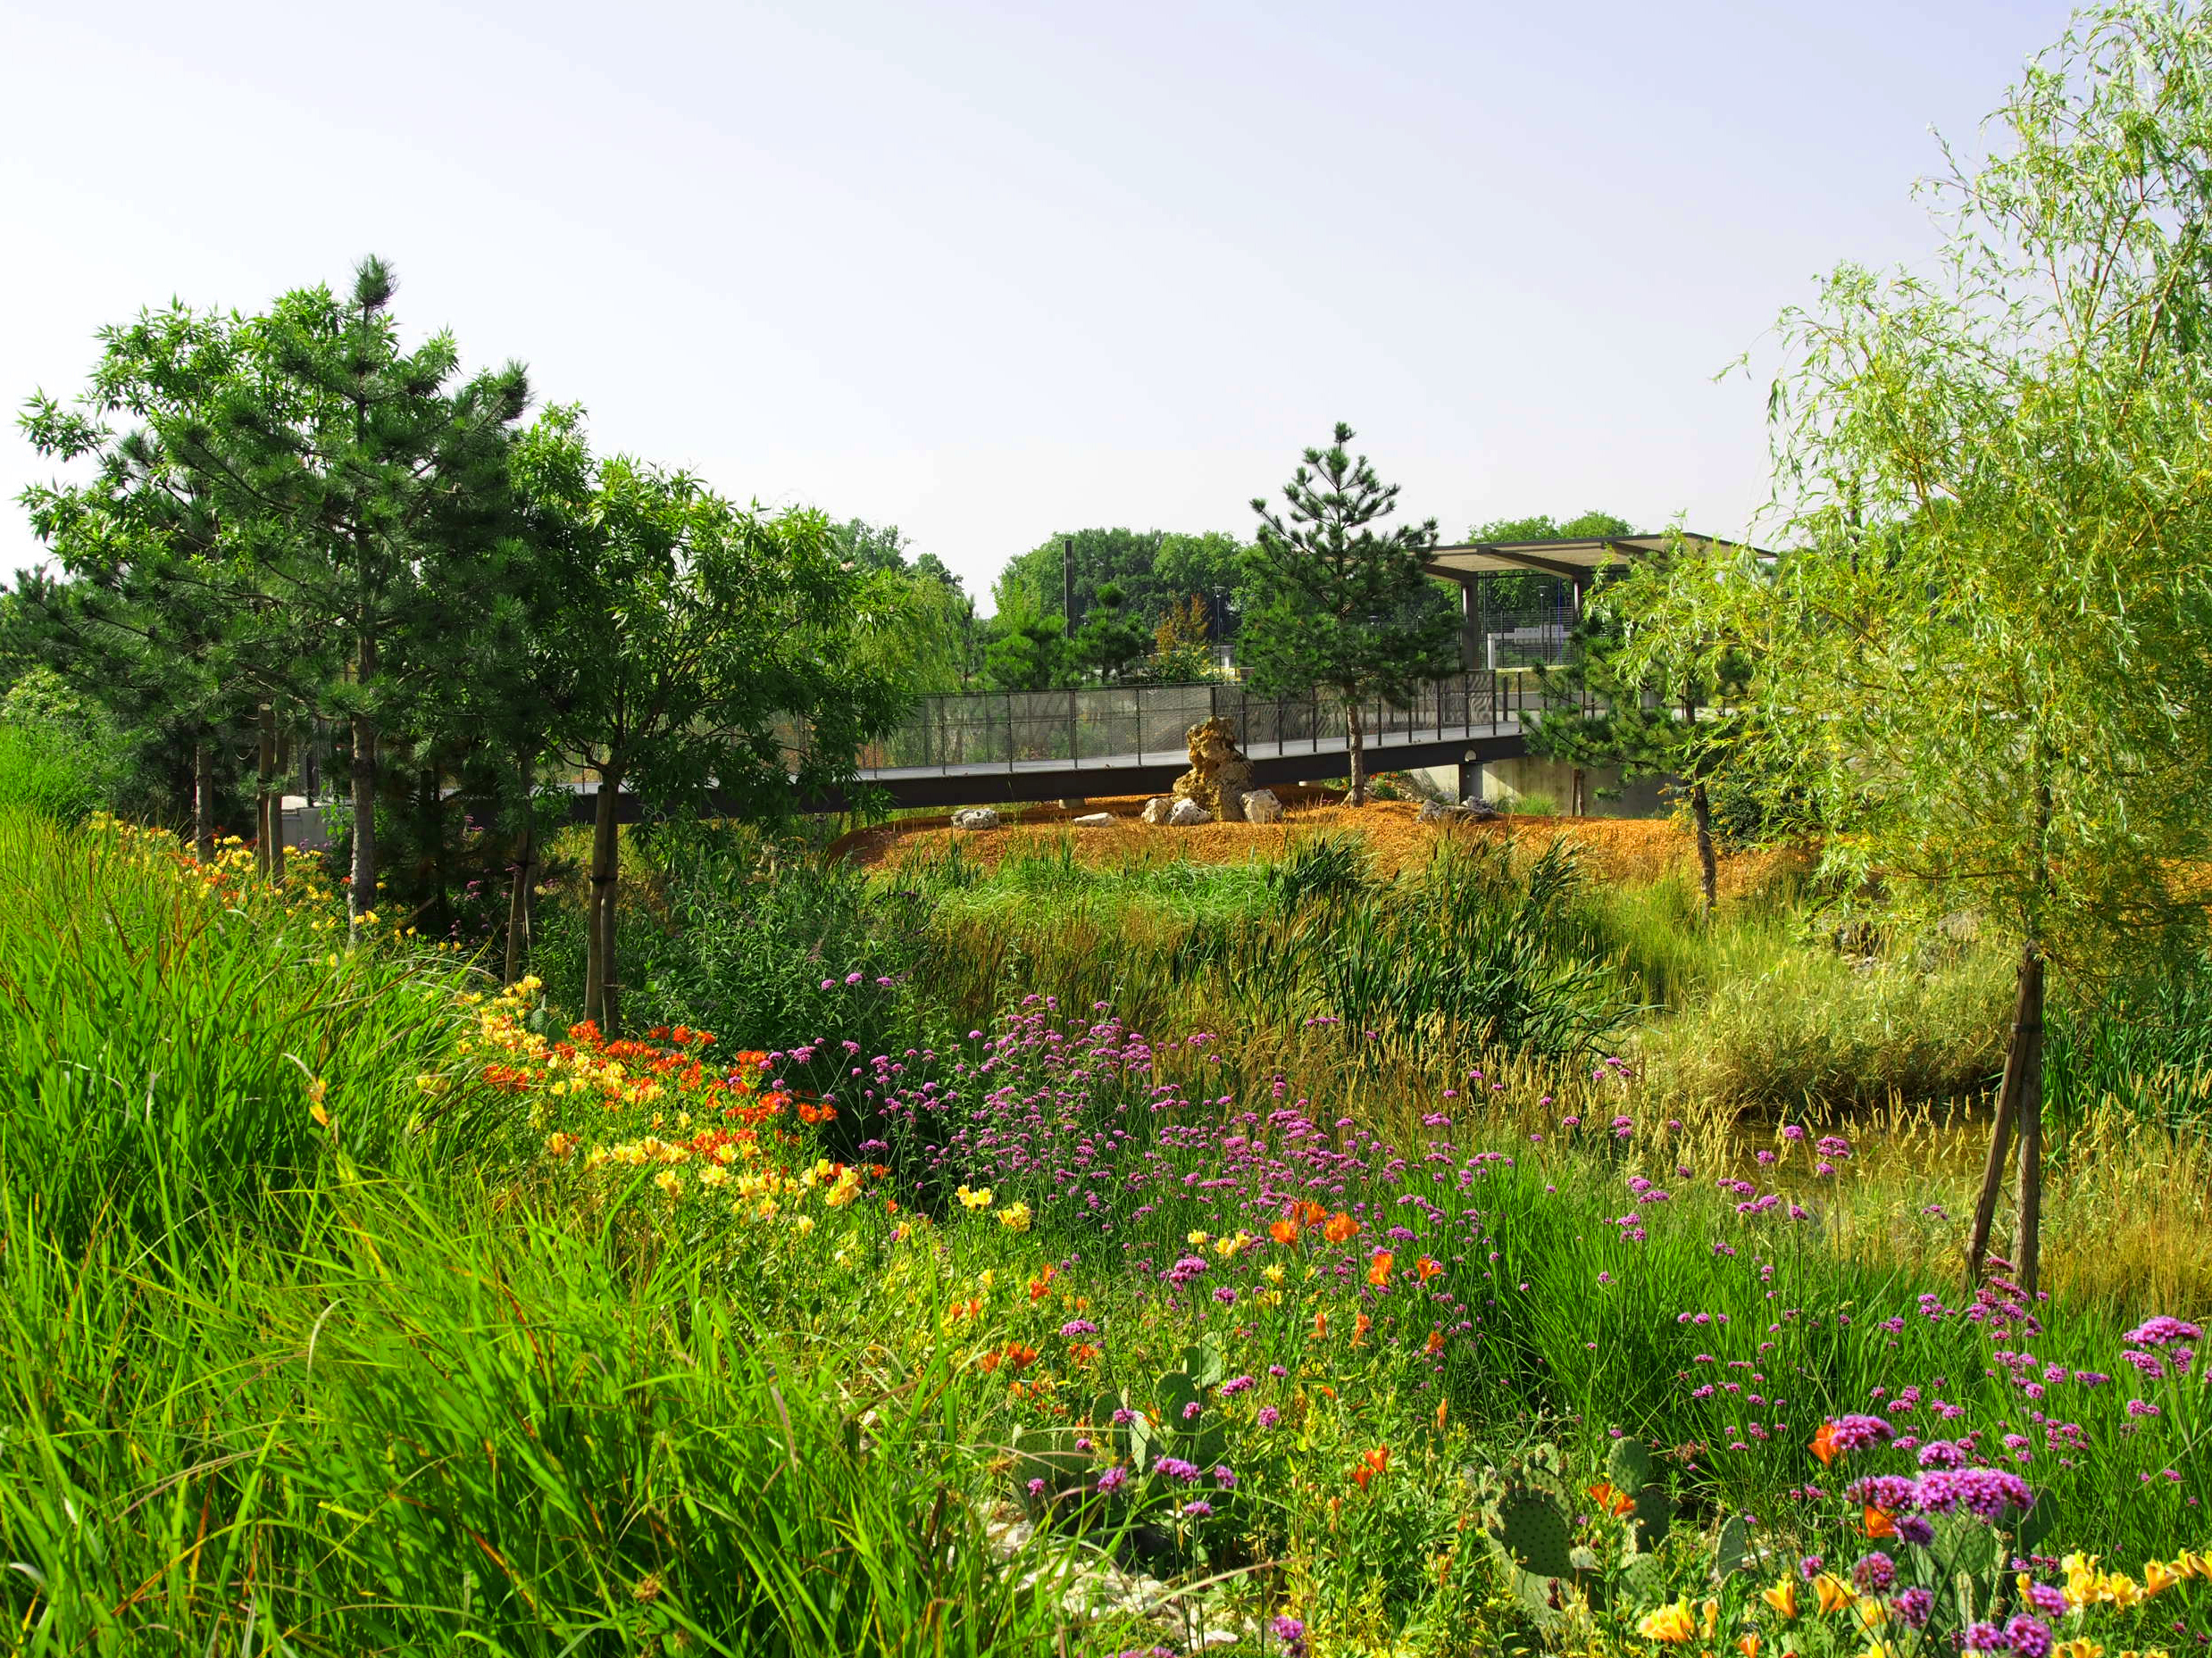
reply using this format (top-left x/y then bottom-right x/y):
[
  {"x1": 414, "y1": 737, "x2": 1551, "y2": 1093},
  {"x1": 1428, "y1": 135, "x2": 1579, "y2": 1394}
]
[{"x1": 2, "y1": 0, "x2": 2077, "y2": 602}]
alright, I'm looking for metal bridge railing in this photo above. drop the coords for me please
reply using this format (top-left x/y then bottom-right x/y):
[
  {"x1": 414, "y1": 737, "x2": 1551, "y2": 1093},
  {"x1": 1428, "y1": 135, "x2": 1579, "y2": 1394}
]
[{"x1": 853, "y1": 671, "x2": 1591, "y2": 779}]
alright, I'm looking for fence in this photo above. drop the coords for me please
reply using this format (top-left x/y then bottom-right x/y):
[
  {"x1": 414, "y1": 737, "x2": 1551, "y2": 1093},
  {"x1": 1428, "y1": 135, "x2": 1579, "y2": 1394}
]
[{"x1": 856, "y1": 671, "x2": 1588, "y2": 777}]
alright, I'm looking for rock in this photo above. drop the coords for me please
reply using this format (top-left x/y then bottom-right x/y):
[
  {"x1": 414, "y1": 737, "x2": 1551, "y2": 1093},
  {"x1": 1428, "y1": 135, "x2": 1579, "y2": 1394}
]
[
  {"x1": 1139, "y1": 796, "x2": 1174, "y2": 824},
  {"x1": 950, "y1": 807, "x2": 1000, "y2": 830},
  {"x1": 1166, "y1": 797, "x2": 1210, "y2": 827},
  {"x1": 1241, "y1": 787, "x2": 1283, "y2": 824},
  {"x1": 1056, "y1": 797, "x2": 1087, "y2": 811},
  {"x1": 1418, "y1": 796, "x2": 1502, "y2": 825},
  {"x1": 1169, "y1": 717, "x2": 1255, "y2": 821},
  {"x1": 1071, "y1": 812, "x2": 1114, "y2": 828}
]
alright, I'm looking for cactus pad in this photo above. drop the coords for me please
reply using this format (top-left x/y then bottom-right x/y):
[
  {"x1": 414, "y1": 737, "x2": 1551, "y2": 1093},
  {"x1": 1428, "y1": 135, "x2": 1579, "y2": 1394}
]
[
  {"x1": 1494, "y1": 1487, "x2": 1576, "y2": 1579},
  {"x1": 1715, "y1": 1515, "x2": 1750, "y2": 1577},
  {"x1": 1606, "y1": 1437, "x2": 1653, "y2": 1491}
]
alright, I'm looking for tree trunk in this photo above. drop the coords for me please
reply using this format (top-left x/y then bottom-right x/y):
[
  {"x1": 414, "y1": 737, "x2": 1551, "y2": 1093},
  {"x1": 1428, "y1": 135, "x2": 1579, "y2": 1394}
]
[
  {"x1": 1571, "y1": 767, "x2": 1587, "y2": 817},
  {"x1": 192, "y1": 737, "x2": 215, "y2": 862},
  {"x1": 505, "y1": 813, "x2": 536, "y2": 988},
  {"x1": 422, "y1": 766, "x2": 450, "y2": 943},
  {"x1": 1346, "y1": 700, "x2": 1367, "y2": 807},
  {"x1": 255, "y1": 702, "x2": 277, "y2": 878},
  {"x1": 270, "y1": 718, "x2": 288, "y2": 884},
  {"x1": 1690, "y1": 779, "x2": 1718, "y2": 922},
  {"x1": 1966, "y1": 939, "x2": 2044, "y2": 1288},
  {"x1": 2013, "y1": 948, "x2": 2047, "y2": 1297},
  {"x1": 586, "y1": 775, "x2": 622, "y2": 1032},
  {"x1": 349, "y1": 706, "x2": 377, "y2": 926}
]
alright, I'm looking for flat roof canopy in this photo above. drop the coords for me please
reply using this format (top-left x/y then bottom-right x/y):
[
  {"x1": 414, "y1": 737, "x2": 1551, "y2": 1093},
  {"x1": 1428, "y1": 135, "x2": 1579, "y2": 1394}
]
[{"x1": 1423, "y1": 531, "x2": 1759, "y2": 583}]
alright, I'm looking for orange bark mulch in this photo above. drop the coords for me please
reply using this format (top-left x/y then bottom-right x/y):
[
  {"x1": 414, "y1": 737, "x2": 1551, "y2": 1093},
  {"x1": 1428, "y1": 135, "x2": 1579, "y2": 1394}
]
[{"x1": 832, "y1": 793, "x2": 1789, "y2": 895}]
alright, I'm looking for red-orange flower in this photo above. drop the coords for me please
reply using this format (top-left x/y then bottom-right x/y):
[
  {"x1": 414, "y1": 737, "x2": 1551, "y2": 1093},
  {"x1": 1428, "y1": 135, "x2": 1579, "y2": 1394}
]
[
  {"x1": 1367, "y1": 1251, "x2": 1395, "y2": 1287},
  {"x1": 1310, "y1": 1310, "x2": 1329, "y2": 1339},
  {"x1": 1297, "y1": 1201, "x2": 1328, "y2": 1227},
  {"x1": 1423, "y1": 1328, "x2": 1445, "y2": 1356},
  {"x1": 1588, "y1": 1480, "x2": 1636, "y2": 1518},
  {"x1": 1416, "y1": 1256, "x2": 1443, "y2": 1281},
  {"x1": 1353, "y1": 1312, "x2": 1373, "y2": 1347},
  {"x1": 1861, "y1": 1505, "x2": 1898, "y2": 1539},
  {"x1": 1350, "y1": 1445, "x2": 1391, "y2": 1490},
  {"x1": 1269, "y1": 1219, "x2": 1301, "y2": 1246},
  {"x1": 1810, "y1": 1422, "x2": 1841, "y2": 1466},
  {"x1": 1323, "y1": 1212, "x2": 1359, "y2": 1245},
  {"x1": 1029, "y1": 1265, "x2": 1056, "y2": 1301}
]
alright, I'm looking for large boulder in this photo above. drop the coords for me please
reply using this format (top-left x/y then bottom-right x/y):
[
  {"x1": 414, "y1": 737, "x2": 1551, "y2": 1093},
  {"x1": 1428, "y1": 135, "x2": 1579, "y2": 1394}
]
[
  {"x1": 951, "y1": 806, "x2": 1000, "y2": 830},
  {"x1": 1139, "y1": 796, "x2": 1174, "y2": 824},
  {"x1": 1417, "y1": 797, "x2": 1502, "y2": 825},
  {"x1": 1170, "y1": 717, "x2": 1255, "y2": 821},
  {"x1": 1241, "y1": 787, "x2": 1284, "y2": 824},
  {"x1": 1165, "y1": 796, "x2": 1211, "y2": 827}
]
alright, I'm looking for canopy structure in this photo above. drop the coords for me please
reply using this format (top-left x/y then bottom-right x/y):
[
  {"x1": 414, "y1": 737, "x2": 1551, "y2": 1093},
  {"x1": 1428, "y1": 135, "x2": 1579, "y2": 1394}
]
[
  {"x1": 1423, "y1": 530, "x2": 1755, "y2": 584},
  {"x1": 1423, "y1": 531, "x2": 1760, "y2": 668}
]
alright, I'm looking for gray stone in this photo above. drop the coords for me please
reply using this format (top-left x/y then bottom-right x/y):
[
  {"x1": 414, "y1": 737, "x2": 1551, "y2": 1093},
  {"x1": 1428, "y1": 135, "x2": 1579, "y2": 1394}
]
[
  {"x1": 1419, "y1": 796, "x2": 1501, "y2": 825},
  {"x1": 1071, "y1": 812, "x2": 1114, "y2": 828},
  {"x1": 1165, "y1": 796, "x2": 1210, "y2": 827},
  {"x1": 950, "y1": 807, "x2": 1000, "y2": 830},
  {"x1": 1241, "y1": 787, "x2": 1284, "y2": 824},
  {"x1": 1139, "y1": 796, "x2": 1174, "y2": 824}
]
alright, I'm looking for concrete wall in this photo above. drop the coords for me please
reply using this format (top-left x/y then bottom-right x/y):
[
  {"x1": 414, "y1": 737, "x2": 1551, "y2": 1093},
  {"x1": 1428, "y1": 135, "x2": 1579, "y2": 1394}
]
[{"x1": 1405, "y1": 756, "x2": 1674, "y2": 819}]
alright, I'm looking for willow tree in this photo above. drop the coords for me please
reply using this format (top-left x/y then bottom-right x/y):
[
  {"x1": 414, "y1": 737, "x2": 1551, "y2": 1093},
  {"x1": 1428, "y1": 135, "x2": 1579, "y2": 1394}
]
[{"x1": 1619, "y1": 2, "x2": 2212, "y2": 1295}]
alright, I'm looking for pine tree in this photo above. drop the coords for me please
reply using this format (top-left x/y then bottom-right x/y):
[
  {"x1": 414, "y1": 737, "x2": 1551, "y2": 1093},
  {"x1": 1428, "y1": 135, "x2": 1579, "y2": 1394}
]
[{"x1": 1240, "y1": 423, "x2": 1458, "y2": 805}]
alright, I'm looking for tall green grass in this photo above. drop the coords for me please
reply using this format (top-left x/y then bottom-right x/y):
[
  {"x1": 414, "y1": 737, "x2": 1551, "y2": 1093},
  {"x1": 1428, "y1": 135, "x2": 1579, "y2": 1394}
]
[{"x1": 0, "y1": 809, "x2": 1089, "y2": 1654}]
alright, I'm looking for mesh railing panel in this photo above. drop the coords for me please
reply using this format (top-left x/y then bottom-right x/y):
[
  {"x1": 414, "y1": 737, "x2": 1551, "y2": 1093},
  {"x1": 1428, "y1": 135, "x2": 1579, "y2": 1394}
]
[{"x1": 858, "y1": 673, "x2": 1555, "y2": 778}]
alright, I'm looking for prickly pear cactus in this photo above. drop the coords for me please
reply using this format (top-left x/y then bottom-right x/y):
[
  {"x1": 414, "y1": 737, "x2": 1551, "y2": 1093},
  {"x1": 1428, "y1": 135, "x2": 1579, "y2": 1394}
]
[
  {"x1": 1606, "y1": 1437, "x2": 1653, "y2": 1491},
  {"x1": 1631, "y1": 1481, "x2": 1674, "y2": 1552},
  {"x1": 1493, "y1": 1487, "x2": 1577, "y2": 1580},
  {"x1": 1715, "y1": 1514, "x2": 1750, "y2": 1578}
]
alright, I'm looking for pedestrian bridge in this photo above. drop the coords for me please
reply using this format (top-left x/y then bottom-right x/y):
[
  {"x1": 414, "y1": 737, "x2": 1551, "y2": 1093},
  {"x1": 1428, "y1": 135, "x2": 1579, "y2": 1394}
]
[{"x1": 840, "y1": 671, "x2": 1573, "y2": 809}]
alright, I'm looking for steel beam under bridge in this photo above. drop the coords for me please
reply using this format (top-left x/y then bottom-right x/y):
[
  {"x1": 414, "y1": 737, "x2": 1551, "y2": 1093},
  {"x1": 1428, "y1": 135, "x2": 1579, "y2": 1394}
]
[{"x1": 562, "y1": 728, "x2": 1532, "y2": 820}]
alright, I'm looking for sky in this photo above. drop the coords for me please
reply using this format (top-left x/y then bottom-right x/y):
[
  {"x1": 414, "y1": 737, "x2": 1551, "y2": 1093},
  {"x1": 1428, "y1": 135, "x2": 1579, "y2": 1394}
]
[{"x1": 1, "y1": 0, "x2": 2081, "y2": 607}]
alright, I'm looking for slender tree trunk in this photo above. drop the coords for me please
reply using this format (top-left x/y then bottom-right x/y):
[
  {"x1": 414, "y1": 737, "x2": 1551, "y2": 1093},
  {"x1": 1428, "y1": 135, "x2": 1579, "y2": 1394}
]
[
  {"x1": 1346, "y1": 699, "x2": 1367, "y2": 807},
  {"x1": 1967, "y1": 938, "x2": 2044, "y2": 1287},
  {"x1": 1571, "y1": 767, "x2": 1587, "y2": 817},
  {"x1": 586, "y1": 774, "x2": 622, "y2": 1031},
  {"x1": 255, "y1": 703, "x2": 276, "y2": 877},
  {"x1": 1690, "y1": 779, "x2": 1718, "y2": 922},
  {"x1": 192, "y1": 737, "x2": 215, "y2": 862},
  {"x1": 2013, "y1": 947, "x2": 2047, "y2": 1297},
  {"x1": 505, "y1": 812, "x2": 536, "y2": 988},
  {"x1": 422, "y1": 765, "x2": 451, "y2": 942},
  {"x1": 270, "y1": 718, "x2": 288, "y2": 884},
  {"x1": 349, "y1": 626, "x2": 379, "y2": 928}
]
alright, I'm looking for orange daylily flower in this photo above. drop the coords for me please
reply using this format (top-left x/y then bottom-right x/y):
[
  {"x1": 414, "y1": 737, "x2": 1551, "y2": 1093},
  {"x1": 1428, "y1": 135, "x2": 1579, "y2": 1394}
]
[
  {"x1": 1353, "y1": 1312, "x2": 1373, "y2": 1346},
  {"x1": 1270, "y1": 1219, "x2": 1301, "y2": 1246},
  {"x1": 1435, "y1": 1400, "x2": 1448, "y2": 1430},
  {"x1": 1810, "y1": 1421, "x2": 1842, "y2": 1466},
  {"x1": 1350, "y1": 1445, "x2": 1391, "y2": 1488},
  {"x1": 1588, "y1": 1481, "x2": 1636, "y2": 1519},
  {"x1": 1812, "y1": 1573, "x2": 1857, "y2": 1614},
  {"x1": 1863, "y1": 1505, "x2": 1899, "y2": 1539},
  {"x1": 1311, "y1": 1310, "x2": 1329, "y2": 1339},
  {"x1": 1423, "y1": 1329, "x2": 1445, "y2": 1356},
  {"x1": 1368, "y1": 1251, "x2": 1395, "y2": 1287},
  {"x1": 1296, "y1": 1201, "x2": 1328, "y2": 1227},
  {"x1": 1416, "y1": 1256, "x2": 1443, "y2": 1281},
  {"x1": 1028, "y1": 1265, "x2": 1056, "y2": 1300},
  {"x1": 1323, "y1": 1211, "x2": 1359, "y2": 1245}
]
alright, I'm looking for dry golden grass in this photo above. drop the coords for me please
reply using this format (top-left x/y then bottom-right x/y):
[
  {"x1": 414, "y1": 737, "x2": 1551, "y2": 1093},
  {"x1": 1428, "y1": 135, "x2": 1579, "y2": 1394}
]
[{"x1": 851, "y1": 794, "x2": 1798, "y2": 897}]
